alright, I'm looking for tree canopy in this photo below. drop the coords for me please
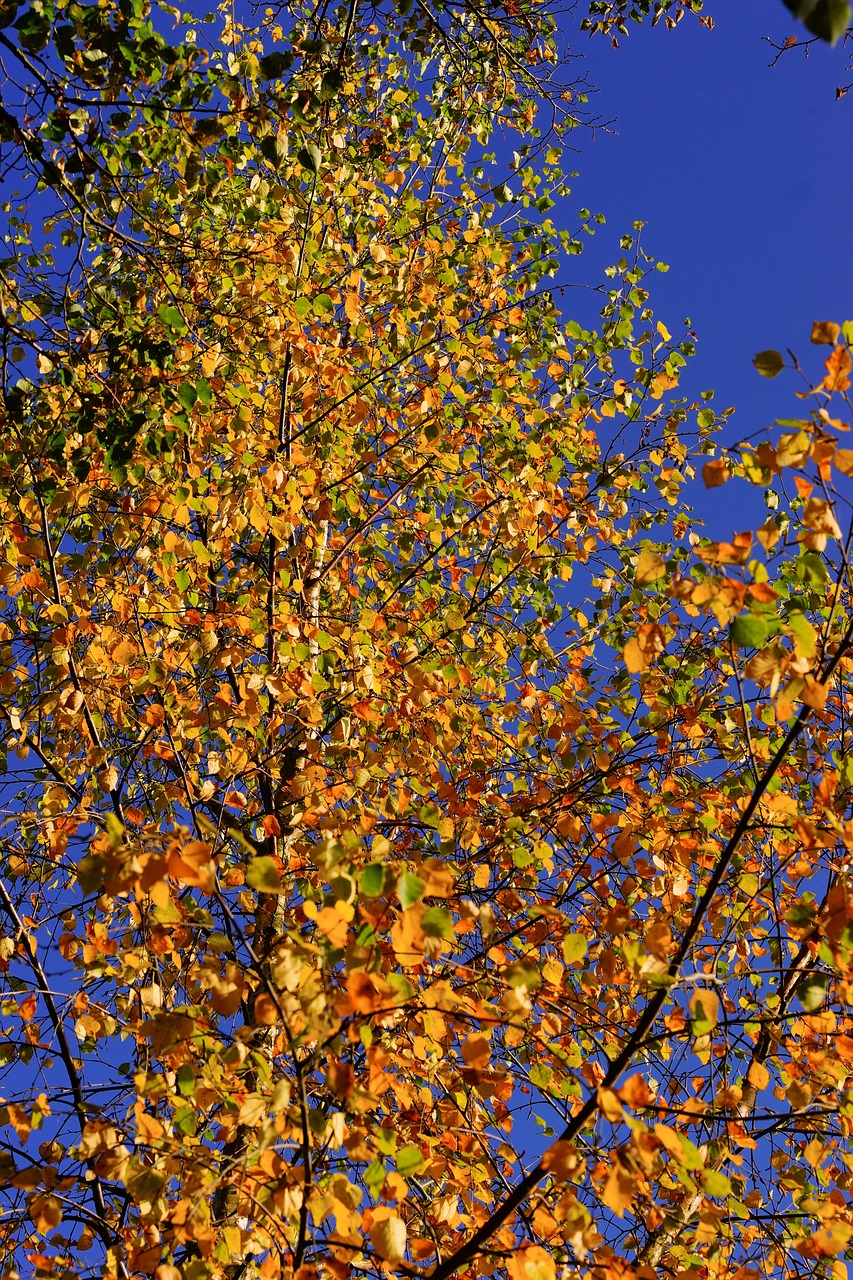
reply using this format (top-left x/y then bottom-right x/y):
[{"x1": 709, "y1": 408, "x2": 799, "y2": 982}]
[{"x1": 1, "y1": 2, "x2": 853, "y2": 1280}]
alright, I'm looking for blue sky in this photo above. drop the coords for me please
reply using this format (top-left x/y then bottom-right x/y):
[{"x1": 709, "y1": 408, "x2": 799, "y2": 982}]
[{"x1": 562, "y1": 0, "x2": 852, "y2": 525}]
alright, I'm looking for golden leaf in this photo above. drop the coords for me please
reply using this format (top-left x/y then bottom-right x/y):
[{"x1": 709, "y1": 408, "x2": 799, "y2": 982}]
[{"x1": 634, "y1": 550, "x2": 666, "y2": 585}]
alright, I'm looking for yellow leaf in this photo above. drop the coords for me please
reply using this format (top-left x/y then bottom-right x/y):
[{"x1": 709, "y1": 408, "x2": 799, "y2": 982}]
[
  {"x1": 834, "y1": 447, "x2": 853, "y2": 476},
  {"x1": 747, "y1": 1061, "x2": 770, "y2": 1092},
  {"x1": 369, "y1": 1214, "x2": 407, "y2": 1261},
  {"x1": 622, "y1": 637, "x2": 648, "y2": 674},
  {"x1": 634, "y1": 550, "x2": 666, "y2": 585},
  {"x1": 597, "y1": 1087, "x2": 625, "y2": 1123},
  {"x1": 97, "y1": 766, "x2": 119, "y2": 793},
  {"x1": 507, "y1": 1246, "x2": 556, "y2": 1280},
  {"x1": 689, "y1": 988, "x2": 719, "y2": 1032}
]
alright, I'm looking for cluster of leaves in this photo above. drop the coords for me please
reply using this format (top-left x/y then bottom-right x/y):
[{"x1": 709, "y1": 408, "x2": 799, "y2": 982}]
[{"x1": 2, "y1": 2, "x2": 853, "y2": 1280}]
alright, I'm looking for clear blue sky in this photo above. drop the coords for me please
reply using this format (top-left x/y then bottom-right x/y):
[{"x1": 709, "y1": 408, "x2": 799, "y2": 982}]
[{"x1": 563, "y1": 0, "x2": 853, "y2": 511}]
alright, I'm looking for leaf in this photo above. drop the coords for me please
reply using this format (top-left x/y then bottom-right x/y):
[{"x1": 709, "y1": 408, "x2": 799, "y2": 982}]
[
  {"x1": 360, "y1": 863, "x2": 387, "y2": 897},
  {"x1": 702, "y1": 458, "x2": 730, "y2": 488},
  {"x1": 794, "y1": 0, "x2": 852, "y2": 43},
  {"x1": 157, "y1": 304, "x2": 187, "y2": 334},
  {"x1": 730, "y1": 613, "x2": 768, "y2": 648},
  {"x1": 507, "y1": 1247, "x2": 556, "y2": 1280},
  {"x1": 258, "y1": 51, "x2": 290, "y2": 79},
  {"x1": 689, "y1": 989, "x2": 719, "y2": 1034},
  {"x1": 811, "y1": 320, "x2": 841, "y2": 345},
  {"x1": 562, "y1": 933, "x2": 588, "y2": 964},
  {"x1": 167, "y1": 840, "x2": 215, "y2": 892},
  {"x1": 634, "y1": 550, "x2": 666, "y2": 585},
  {"x1": 797, "y1": 973, "x2": 830, "y2": 1011},
  {"x1": 421, "y1": 904, "x2": 455, "y2": 940},
  {"x1": 747, "y1": 1061, "x2": 771, "y2": 1091},
  {"x1": 822, "y1": 344, "x2": 852, "y2": 392},
  {"x1": 541, "y1": 1139, "x2": 581, "y2": 1181},
  {"x1": 297, "y1": 144, "x2": 322, "y2": 174},
  {"x1": 397, "y1": 871, "x2": 425, "y2": 909},
  {"x1": 369, "y1": 1214, "x2": 407, "y2": 1261},
  {"x1": 76, "y1": 854, "x2": 106, "y2": 895},
  {"x1": 396, "y1": 1144, "x2": 425, "y2": 1175},
  {"x1": 176, "y1": 382, "x2": 197, "y2": 411},
  {"x1": 246, "y1": 856, "x2": 282, "y2": 893},
  {"x1": 753, "y1": 349, "x2": 784, "y2": 378}
]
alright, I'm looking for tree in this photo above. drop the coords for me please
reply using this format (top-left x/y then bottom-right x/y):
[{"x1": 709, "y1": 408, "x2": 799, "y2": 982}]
[{"x1": 2, "y1": 2, "x2": 853, "y2": 1280}]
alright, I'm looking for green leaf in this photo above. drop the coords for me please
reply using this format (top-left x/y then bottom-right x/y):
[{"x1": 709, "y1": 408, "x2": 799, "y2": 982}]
[
  {"x1": 158, "y1": 304, "x2": 187, "y2": 334},
  {"x1": 364, "y1": 1158, "x2": 386, "y2": 1196},
  {"x1": 293, "y1": 296, "x2": 312, "y2": 321},
  {"x1": 177, "y1": 382, "x2": 197, "y2": 411},
  {"x1": 297, "y1": 143, "x2": 322, "y2": 174},
  {"x1": 796, "y1": 973, "x2": 830, "y2": 1011},
  {"x1": 176, "y1": 1064, "x2": 195, "y2": 1096},
  {"x1": 396, "y1": 1144, "x2": 425, "y2": 1176},
  {"x1": 313, "y1": 292, "x2": 334, "y2": 315},
  {"x1": 257, "y1": 50, "x2": 290, "y2": 79},
  {"x1": 246, "y1": 856, "x2": 282, "y2": 893},
  {"x1": 398, "y1": 871, "x2": 425, "y2": 909},
  {"x1": 359, "y1": 863, "x2": 386, "y2": 897},
  {"x1": 505, "y1": 960, "x2": 541, "y2": 989},
  {"x1": 788, "y1": 611, "x2": 816, "y2": 658},
  {"x1": 195, "y1": 378, "x2": 213, "y2": 407},
  {"x1": 493, "y1": 182, "x2": 513, "y2": 204},
  {"x1": 76, "y1": 854, "x2": 106, "y2": 895},
  {"x1": 173, "y1": 1104, "x2": 197, "y2": 1136},
  {"x1": 783, "y1": 0, "x2": 852, "y2": 42},
  {"x1": 318, "y1": 68, "x2": 344, "y2": 100},
  {"x1": 753, "y1": 349, "x2": 784, "y2": 378},
  {"x1": 562, "y1": 933, "x2": 588, "y2": 964},
  {"x1": 703, "y1": 1169, "x2": 732, "y2": 1197},
  {"x1": 421, "y1": 905, "x2": 454, "y2": 941},
  {"x1": 730, "y1": 613, "x2": 768, "y2": 648}
]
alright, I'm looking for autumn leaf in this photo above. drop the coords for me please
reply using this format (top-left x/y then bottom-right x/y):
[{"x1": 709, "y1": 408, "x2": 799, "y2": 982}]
[
  {"x1": 811, "y1": 320, "x2": 841, "y2": 345},
  {"x1": 753, "y1": 349, "x2": 784, "y2": 378},
  {"x1": 167, "y1": 840, "x2": 215, "y2": 892},
  {"x1": 507, "y1": 1246, "x2": 556, "y2": 1280},
  {"x1": 821, "y1": 344, "x2": 852, "y2": 392},
  {"x1": 634, "y1": 549, "x2": 666, "y2": 585},
  {"x1": 702, "y1": 457, "x2": 730, "y2": 488},
  {"x1": 369, "y1": 1214, "x2": 407, "y2": 1261}
]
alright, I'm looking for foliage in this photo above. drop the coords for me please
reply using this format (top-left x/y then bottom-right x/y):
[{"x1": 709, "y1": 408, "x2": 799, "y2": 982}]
[
  {"x1": 2, "y1": 3, "x2": 853, "y2": 1280},
  {"x1": 781, "y1": 0, "x2": 852, "y2": 44}
]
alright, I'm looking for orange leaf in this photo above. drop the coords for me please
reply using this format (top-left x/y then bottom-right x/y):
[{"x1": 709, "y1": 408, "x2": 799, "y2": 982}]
[
  {"x1": 344, "y1": 292, "x2": 360, "y2": 323},
  {"x1": 507, "y1": 1246, "x2": 556, "y2": 1280},
  {"x1": 167, "y1": 839, "x2": 215, "y2": 892},
  {"x1": 822, "y1": 345, "x2": 852, "y2": 392},
  {"x1": 702, "y1": 458, "x2": 730, "y2": 488},
  {"x1": 541, "y1": 1139, "x2": 581, "y2": 1181},
  {"x1": 18, "y1": 993, "x2": 37, "y2": 1023}
]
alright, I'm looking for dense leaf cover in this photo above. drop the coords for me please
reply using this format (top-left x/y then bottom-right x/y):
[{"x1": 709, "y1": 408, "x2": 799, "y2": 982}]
[{"x1": 2, "y1": 2, "x2": 853, "y2": 1280}]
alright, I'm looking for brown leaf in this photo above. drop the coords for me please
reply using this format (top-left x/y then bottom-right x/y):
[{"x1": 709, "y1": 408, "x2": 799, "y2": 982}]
[{"x1": 811, "y1": 321, "x2": 841, "y2": 345}]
